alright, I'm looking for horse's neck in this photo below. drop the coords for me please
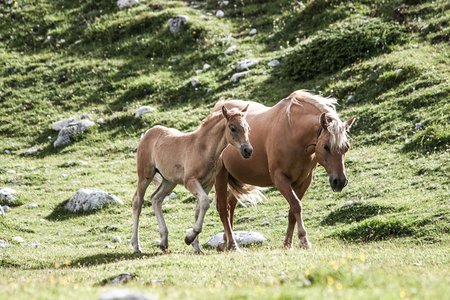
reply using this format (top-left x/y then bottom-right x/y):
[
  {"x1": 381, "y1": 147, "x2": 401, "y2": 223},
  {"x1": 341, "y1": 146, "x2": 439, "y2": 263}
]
[{"x1": 194, "y1": 117, "x2": 228, "y2": 157}]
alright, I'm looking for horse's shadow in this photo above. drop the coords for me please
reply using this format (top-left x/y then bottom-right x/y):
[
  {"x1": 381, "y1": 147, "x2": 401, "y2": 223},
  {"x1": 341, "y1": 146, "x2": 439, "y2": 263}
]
[{"x1": 67, "y1": 252, "x2": 161, "y2": 268}]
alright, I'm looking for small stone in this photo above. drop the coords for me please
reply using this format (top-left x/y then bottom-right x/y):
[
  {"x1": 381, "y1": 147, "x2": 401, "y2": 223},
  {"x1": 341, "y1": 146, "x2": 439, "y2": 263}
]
[
  {"x1": 190, "y1": 77, "x2": 200, "y2": 87},
  {"x1": 21, "y1": 147, "x2": 39, "y2": 156},
  {"x1": 27, "y1": 242, "x2": 41, "y2": 248},
  {"x1": 53, "y1": 119, "x2": 96, "y2": 148},
  {"x1": 105, "y1": 244, "x2": 115, "y2": 249},
  {"x1": 261, "y1": 219, "x2": 270, "y2": 226},
  {"x1": 52, "y1": 117, "x2": 78, "y2": 131},
  {"x1": 230, "y1": 71, "x2": 249, "y2": 83},
  {"x1": 220, "y1": 0, "x2": 230, "y2": 7},
  {"x1": 168, "y1": 15, "x2": 189, "y2": 35},
  {"x1": 12, "y1": 236, "x2": 25, "y2": 243},
  {"x1": 26, "y1": 202, "x2": 38, "y2": 209},
  {"x1": 64, "y1": 188, "x2": 124, "y2": 213},
  {"x1": 236, "y1": 59, "x2": 258, "y2": 71},
  {"x1": 4, "y1": 149, "x2": 11, "y2": 154},
  {"x1": 117, "y1": 0, "x2": 139, "y2": 9},
  {"x1": 0, "y1": 206, "x2": 4, "y2": 217},
  {"x1": 0, "y1": 240, "x2": 10, "y2": 248},
  {"x1": 346, "y1": 95, "x2": 356, "y2": 103},
  {"x1": 203, "y1": 63, "x2": 211, "y2": 71},
  {"x1": 224, "y1": 45, "x2": 237, "y2": 55},
  {"x1": 105, "y1": 225, "x2": 118, "y2": 231},
  {"x1": 216, "y1": 10, "x2": 225, "y2": 18},
  {"x1": 112, "y1": 236, "x2": 122, "y2": 243},
  {"x1": 342, "y1": 199, "x2": 357, "y2": 207},
  {"x1": 99, "y1": 289, "x2": 154, "y2": 300},
  {"x1": 165, "y1": 192, "x2": 178, "y2": 200},
  {"x1": 0, "y1": 187, "x2": 17, "y2": 204},
  {"x1": 249, "y1": 28, "x2": 257, "y2": 35},
  {"x1": 2, "y1": 205, "x2": 10, "y2": 213},
  {"x1": 268, "y1": 59, "x2": 280, "y2": 67},
  {"x1": 415, "y1": 122, "x2": 424, "y2": 131},
  {"x1": 135, "y1": 106, "x2": 156, "y2": 118},
  {"x1": 206, "y1": 231, "x2": 266, "y2": 248}
]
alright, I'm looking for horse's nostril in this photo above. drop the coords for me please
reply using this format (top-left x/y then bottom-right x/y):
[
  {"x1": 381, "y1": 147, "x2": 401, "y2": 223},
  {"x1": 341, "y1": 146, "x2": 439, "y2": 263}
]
[{"x1": 332, "y1": 178, "x2": 338, "y2": 187}]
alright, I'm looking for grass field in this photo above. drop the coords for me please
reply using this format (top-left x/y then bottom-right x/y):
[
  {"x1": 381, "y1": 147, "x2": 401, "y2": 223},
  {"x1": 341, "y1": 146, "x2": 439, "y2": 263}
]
[{"x1": 0, "y1": 0, "x2": 449, "y2": 299}]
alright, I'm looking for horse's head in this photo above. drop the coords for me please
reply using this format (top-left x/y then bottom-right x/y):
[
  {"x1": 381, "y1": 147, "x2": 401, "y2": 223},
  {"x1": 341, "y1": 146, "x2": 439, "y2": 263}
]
[
  {"x1": 315, "y1": 113, "x2": 356, "y2": 192},
  {"x1": 221, "y1": 105, "x2": 253, "y2": 159}
]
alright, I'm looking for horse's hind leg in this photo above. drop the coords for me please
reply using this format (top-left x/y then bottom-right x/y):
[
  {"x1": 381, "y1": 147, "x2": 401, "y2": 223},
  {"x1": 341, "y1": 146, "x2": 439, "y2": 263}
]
[
  {"x1": 191, "y1": 201, "x2": 202, "y2": 254},
  {"x1": 151, "y1": 179, "x2": 176, "y2": 252},
  {"x1": 131, "y1": 177, "x2": 152, "y2": 254},
  {"x1": 184, "y1": 179, "x2": 210, "y2": 246}
]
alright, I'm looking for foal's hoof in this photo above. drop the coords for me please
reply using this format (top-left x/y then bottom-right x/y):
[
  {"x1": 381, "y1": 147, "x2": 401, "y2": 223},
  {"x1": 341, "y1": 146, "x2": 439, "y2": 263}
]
[
  {"x1": 300, "y1": 238, "x2": 312, "y2": 250},
  {"x1": 184, "y1": 228, "x2": 198, "y2": 245},
  {"x1": 133, "y1": 248, "x2": 142, "y2": 254}
]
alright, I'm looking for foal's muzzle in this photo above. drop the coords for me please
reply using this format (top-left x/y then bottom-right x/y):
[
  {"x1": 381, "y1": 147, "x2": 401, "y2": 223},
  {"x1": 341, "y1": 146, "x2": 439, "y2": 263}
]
[
  {"x1": 240, "y1": 144, "x2": 253, "y2": 159},
  {"x1": 329, "y1": 175, "x2": 348, "y2": 192}
]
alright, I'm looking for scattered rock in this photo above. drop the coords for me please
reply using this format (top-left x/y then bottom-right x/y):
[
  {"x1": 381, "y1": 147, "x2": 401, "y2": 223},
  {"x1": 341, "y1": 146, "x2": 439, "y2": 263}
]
[
  {"x1": 224, "y1": 45, "x2": 237, "y2": 55},
  {"x1": 415, "y1": 121, "x2": 424, "y2": 131},
  {"x1": 99, "y1": 289, "x2": 154, "y2": 300},
  {"x1": 261, "y1": 219, "x2": 270, "y2": 226},
  {"x1": 346, "y1": 95, "x2": 357, "y2": 103},
  {"x1": 105, "y1": 244, "x2": 116, "y2": 249},
  {"x1": 2, "y1": 205, "x2": 10, "y2": 213},
  {"x1": 249, "y1": 28, "x2": 257, "y2": 36},
  {"x1": 52, "y1": 117, "x2": 78, "y2": 131},
  {"x1": 64, "y1": 188, "x2": 124, "y2": 213},
  {"x1": 168, "y1": 15, "x2": 189, "y2": 35},
  {"x1": 26, "y1": 202, "x2": 39, "y2": 209},
  {"x1": 165, "y1": 192, "x2": 178, "y2": 200},
  {"x1": 53, "y1": 119, "x2": 96, "y2": 148},
  {"x1": 230, "y1": 71, "x2": 249, "y2": 83},
  {"x1": 0, "y1": 206, "x2": 4, "y2": 217},
  {"x1": 0, "y1": 240, "x2": 10, "y2": 248},
  {"x1": 111, "y1": 236, "x2": 122, "y2": 243},
  {"x1": 236, "y1": 59, "x2": 259, "y2": 71},
  {"x1": 206, "y1": 231, "x2": 266, "y2": 248},
  {"x1": 190, "y1": 77, "x2": 200, "y2": 87},
  {"x1": 135, "y1": 106, "x2": 156, "y2": 118},
  {"x1": 216, "y1": 10, "x2": 225, "y2": 18},
  {"x1": 219, "y1": 0, "x2": 230, "y2": 7},
  {"x1": 117, "y1": 0, "x2": 139, "y2": 9},
  {"x1": 0, "y1": 187, "x2": 17, "y2": 204},
  {"x1": 27, "y1": 242, "x2": 41, "y2": 248},
  {"x1": 12, "y1": 236, "x2": 25, "y2": 243},
  {"x1": 203, "y1": 63, "x2": 211, "y2": 71},
  {"x1": 268, "y1": 59, "x2": 280, "y2": 67},
  {"x1": 4, "y1": 149, "x2": 11, "y2": 154},
  {"x1": 101, "y1": 273, "x2": 137, "y2": 286},
  {"x1": 342, "y1": 199, "x2": 358, "y2": 207},
  {"x1": 21, "y1": 146, "x2": 40, "y2": 156},
  {"x1": 105, "y1": 225, "x2": 118, "y2": 231}
]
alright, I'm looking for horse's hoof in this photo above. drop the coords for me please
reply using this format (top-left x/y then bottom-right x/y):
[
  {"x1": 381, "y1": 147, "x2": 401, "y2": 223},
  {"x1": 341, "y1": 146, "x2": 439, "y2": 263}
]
[
  {"x1": 184, "y1": 229, "x2": 198, "y2": 245},
  {"x1": 133, "y1": 248, "x2": 142, "y2": 254},
  {"x1": 300, "y1": 238, "x2": 312, "y2": 250},
  {"x1": 216, "y1": 242, "x2": 226, "y2": 252},
  {"x1": 159, "y1": 244, "x2": 168, "y2": 253}
]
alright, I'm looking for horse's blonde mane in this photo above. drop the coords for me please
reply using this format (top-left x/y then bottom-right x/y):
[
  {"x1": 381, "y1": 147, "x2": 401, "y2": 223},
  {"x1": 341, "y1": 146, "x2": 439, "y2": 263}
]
[
  {"x1": 288, "y1": 90, "x2": 349, "y2": 152},
  {"x1": 200, "y1": 110, "x2": 223, "y2": 127}
]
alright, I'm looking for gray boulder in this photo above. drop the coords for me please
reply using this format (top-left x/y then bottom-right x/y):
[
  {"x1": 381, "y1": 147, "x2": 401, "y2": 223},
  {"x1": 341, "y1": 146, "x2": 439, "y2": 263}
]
[
  {"x1": 224, "y1": 45, "x2": 237, "y2": 55},
  {"x1": 206, "y1": 231, "x2": 266, "y2": 248},
  {"x1": 64, "y1": 189, "x2": 124, "y2": 213},
  {"x1": 236, "y1": 59, "x2": 259, "y2": 71},
  {"x1": 117, "y1": 0, "x2": 139, "y2": 9},
  {"x1": 135, "y1": 106, "x2": 156, "y2": 118},
  {"x1": 53, "y1": 119, "x2": 95, "y2": 148},
  {"x1": 268, "y1": 59, "x2": 280, "y2": 67},
  {"x1": 230, "y1": 71, "x2": 249, "y2": 83},
  {"x1": 0, "y1": 240, "x2": 10, "y2": 248},
  {"x1": 0, "y1": 206, "x2": 4, "y2": 217},
  {"x1": 0, "y1": 187, "x2": 17, "y2": 204},
  {"x1": 168, "y1": 15, "x2": 188, "y2": 35}
]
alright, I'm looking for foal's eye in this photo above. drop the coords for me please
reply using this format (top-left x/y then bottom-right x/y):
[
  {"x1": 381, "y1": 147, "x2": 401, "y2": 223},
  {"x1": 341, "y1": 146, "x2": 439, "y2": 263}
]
[
  {"x1": 324, "y1": 144, "x2": 330, "y2": 152},
  {"x1": 230, "y1": 126, "x2": 237, "y2": 133}
]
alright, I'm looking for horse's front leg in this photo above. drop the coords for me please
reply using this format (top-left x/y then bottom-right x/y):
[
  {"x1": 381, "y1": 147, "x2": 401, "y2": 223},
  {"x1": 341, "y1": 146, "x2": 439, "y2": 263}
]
[
  {"x1": 273, "y1": 172, "x2": 312, "y2": 250},
  {"x1": 184, "y1": 179, "x2": 210, "y2": 247},
  {"x1": 131, "y1": 177, "x2": 151, "y2": 253}
]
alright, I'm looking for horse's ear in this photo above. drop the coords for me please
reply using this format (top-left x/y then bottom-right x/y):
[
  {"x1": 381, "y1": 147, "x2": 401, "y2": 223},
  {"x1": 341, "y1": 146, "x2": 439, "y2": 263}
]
[
  {"x1": 320, "y1": 113, "x2": 329, "y2": 129},
  {"x1": 221, "y1": 106, "x2": 230, "y2": 120},
  {"x1": 345, "y1": 116, "x2": 356, "y2": 131},
  {"x1": 241, "y1": 104, "x2": 249, "y2": 113}
]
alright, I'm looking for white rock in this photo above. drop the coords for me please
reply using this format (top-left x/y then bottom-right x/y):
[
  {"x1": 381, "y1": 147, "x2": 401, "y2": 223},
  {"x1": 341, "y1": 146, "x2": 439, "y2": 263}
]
[
  {"x1": 2, "y1": 205, "x2": 10, "y2": 213},
  {"x1": 216, "y1": 10, "x2": 225, "y2": 18},
  {"x1": 230, "y1": 71, "x2": 249, "y2": 83},
  {"x1": 99, "y1": 289, "x2": 154, "y2": 300},
  {"x1": 26, "y1": 202, "x2": 39, "y2": 209},
  {"x1": 207, "y1": 231, "x2": 266, "y2": 248},
  {"x1": 12, "y1": 236, "x2": 25, "y2": 243},
  {"x1": 190, "y1": 77, "x2": 200, "y2": 87},
  {"x1": 52, "y1": 117, "x2": 78, "y2": 131},
  {"x1": 268, "y1": 59, "x2": 280, "y2": 67},
  {"x1": 0, "y1": 206, "x2": 4, "y2": 217},
  {"x1": 0, "y1": 187, "x2": 17, "y2": 204},
  {"x1": 27, "y1": 242, "x2": 41, "y2": 248},
  {"x1": 220, "y1": 0, "x2": 230, "y2": 6},
  {"x1": 224, "y1": 45, "x2": 237, "y2": 55},
  {"x1": 0, "y1": 240, "x2": 10, "y2": 248},
  {"x1": 21, "y1": 146, "x2": 39, "y2": 156},
  {"x1": 165, "y1": 192, "x2": 178, "y2": 200},
  {"x1": 236, "y1": 59, "x2": 259, "y2": 71},
  {"x1": 168, "y1": 15, "x2": 189, "y2": 35},
  {"x1": 135, "y1": 106, "x2": 156, "y2": 118},
  {"x1": 117, "y1": 0, "x2": 139, "y2": 9},
  {"x1": 342, "y1": 199, "x2": 358, "y2": 207},
  {"x1": 249, "y1": 28, "x2": 257, "y2": 35},
  {"x1": 203, "y1": 63, "x2": 211, "y2": 71},
  {"x1": 64, "y1": 189, "x2": 124, "y2": 213},
  {"x1": 111, "y1": 236, "x2": 122, "y2": 243}
]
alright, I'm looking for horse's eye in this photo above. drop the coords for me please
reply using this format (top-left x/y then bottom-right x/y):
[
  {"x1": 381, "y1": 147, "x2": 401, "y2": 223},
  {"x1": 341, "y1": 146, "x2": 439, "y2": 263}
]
[
  {"x1": 230, "y1": 126, "x2": 237, "y2": 133},
  {"x1": 324, "y1": 144, "x2": 330, "y2": 152}
]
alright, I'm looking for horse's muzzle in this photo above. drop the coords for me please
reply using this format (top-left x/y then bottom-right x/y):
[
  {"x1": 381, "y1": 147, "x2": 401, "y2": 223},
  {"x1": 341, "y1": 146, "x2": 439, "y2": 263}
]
[
  {"x1": 240, "y1": 144, "x2": 253, "y2": 159},
  {"x1": 329, "y1": 175, "x2": 348, "y2": 192}
]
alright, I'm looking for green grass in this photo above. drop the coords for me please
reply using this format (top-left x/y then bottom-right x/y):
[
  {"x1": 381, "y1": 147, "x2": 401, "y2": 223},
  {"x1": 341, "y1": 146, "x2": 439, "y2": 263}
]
[{"x1": 0, "y1": 0, "x2": 449, "y2": 299}]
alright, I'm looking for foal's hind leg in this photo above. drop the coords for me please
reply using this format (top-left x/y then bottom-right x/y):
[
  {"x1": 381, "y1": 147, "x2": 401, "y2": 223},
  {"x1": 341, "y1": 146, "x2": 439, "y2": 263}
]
[
  {"x1": 131, "y1": 177, "x2": 151, "y2": 254},
  {"x1": 184, "y1": 179, "x2": 210, "y2": 246},
  {"x1": 151, "y1": 179, "x2": 177, "y2": 252}
]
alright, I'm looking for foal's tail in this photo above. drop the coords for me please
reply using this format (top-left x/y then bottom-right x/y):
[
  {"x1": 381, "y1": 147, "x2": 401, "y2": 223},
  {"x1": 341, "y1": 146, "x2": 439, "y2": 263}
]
[{"x1": 228, "y1": 175, "x2": 266, "y2": 207}]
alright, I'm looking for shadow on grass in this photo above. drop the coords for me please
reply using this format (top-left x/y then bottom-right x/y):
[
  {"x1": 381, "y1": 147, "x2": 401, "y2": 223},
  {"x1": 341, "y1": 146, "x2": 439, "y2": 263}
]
[
  {"x1": 45, "y1": 200, "x2": 99, "y2": 221},
  {"x1": 68, "y1": 252, "x2": 161, "y2": 268},
  {"x1": 321, "y1": 203, "x2": 399, "y2": 226}
]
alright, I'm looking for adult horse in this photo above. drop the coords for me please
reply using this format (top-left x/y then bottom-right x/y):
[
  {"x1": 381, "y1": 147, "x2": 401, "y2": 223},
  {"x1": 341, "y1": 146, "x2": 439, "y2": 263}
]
[
  {"x1": 131, "y1": 105, "x2": 253, "y2": 254},
  {"x1": 214, "y1": 90, "x2": 356, "y2": 251}
]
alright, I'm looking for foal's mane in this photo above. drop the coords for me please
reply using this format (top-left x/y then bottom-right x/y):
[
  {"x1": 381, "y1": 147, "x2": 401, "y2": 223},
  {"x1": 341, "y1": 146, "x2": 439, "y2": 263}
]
[
  {"x1": 287, "y1": 90, "x2": 349, "y2": 151},
  {"x1": 200, "y1": 110, "x2": 224, "y2": 128}
]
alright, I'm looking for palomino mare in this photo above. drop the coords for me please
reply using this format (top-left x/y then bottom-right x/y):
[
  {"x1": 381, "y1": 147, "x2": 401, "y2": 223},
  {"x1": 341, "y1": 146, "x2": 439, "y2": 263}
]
[
  {"x1": 131, "y1": 105, "x2": 253, "y2": 254},
  {"x1": 214, "y1": 90, "x2": 356, "y2": 251}
]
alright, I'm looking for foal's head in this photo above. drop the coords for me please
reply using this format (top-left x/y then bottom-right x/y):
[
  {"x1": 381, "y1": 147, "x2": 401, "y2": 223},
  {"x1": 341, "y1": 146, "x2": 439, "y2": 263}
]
[
  {"x1": 221, "y1": 105, "x2": 253, "y2": 159},
  {"x1": 315, "y1": 113, "x2": 356, "y2": 192}
]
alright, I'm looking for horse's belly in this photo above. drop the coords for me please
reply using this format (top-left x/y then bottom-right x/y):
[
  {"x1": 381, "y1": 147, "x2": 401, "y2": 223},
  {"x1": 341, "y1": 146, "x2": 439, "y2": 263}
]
[{"x1": 222, "y1": 147, "x2": 272, "y2": 187}]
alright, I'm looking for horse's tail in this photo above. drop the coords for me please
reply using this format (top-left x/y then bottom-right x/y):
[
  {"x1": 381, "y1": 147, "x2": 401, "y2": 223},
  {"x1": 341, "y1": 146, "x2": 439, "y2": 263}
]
[{"x1": 228, "y1": 175, "x2": 266, "y2": 207}]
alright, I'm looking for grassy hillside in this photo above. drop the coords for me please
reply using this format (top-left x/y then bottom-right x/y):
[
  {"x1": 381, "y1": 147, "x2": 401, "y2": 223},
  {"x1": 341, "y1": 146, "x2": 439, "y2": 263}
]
[{"x1": 0, "y1": 0, "x2": 449, "y2": 299}]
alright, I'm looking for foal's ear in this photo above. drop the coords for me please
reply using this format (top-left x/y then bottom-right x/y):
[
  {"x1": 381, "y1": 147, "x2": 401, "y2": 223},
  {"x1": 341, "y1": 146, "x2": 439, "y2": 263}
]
[
  {"x1": 241, "y1": 104, "x2": 249, "y2": 113},
  {"x1": 320, "y1": 113, "x2": 330, "y2": 129},
  {"x1": 221, "y1": 106, "x2": 230, "y2": 120},
  {"x1": 345, "y1": 116, "x2": 356, "y2": 131}
]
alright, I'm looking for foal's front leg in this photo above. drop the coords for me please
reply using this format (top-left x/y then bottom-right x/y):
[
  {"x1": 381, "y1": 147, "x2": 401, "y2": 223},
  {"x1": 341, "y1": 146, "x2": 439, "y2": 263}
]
[{"x1": 184, "y1": 179, "x2": 210, "y2": 247}]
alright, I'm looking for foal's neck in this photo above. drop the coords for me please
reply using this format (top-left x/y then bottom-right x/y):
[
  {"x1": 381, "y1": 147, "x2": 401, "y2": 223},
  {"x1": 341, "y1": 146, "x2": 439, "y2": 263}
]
[{"x1": 195, "y1": 116, "x2": 228, "y2": 157}]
